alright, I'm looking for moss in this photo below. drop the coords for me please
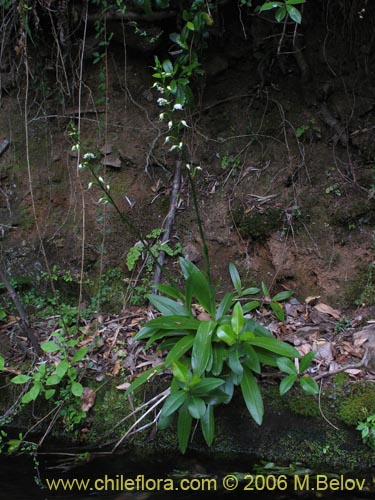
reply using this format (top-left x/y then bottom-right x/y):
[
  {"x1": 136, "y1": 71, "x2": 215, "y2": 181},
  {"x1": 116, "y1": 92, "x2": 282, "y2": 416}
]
[
  {"x1": 286, "y1": 391, "x2": 320, "y2": 418},
  {"x1": 332, "y1": 372, "x2": 349, "y2": 389},
  {"x1": 88, "y1": 381, "x2": 135, "y2": 444},
  {"x1": 337, "y1": 384, "x2": 375, "y2": 426},
  {"x1": 342, "y1": 265, "x2": 375, "y2": 307},
  {"x1": 233, "y1": 207, "x2": 283, "y2": 241}
]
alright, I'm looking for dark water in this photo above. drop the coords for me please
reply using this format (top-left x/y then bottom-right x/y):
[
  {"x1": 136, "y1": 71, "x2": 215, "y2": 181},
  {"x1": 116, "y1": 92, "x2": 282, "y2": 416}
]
[{"x1": 0, "y1": 455, "x2": 373, "y2": 500}]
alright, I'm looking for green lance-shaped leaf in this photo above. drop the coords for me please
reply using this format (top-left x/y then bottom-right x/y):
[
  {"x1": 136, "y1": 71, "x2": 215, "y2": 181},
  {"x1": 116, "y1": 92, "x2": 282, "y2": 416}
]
[
  {"x1": 72, "y1": 347, "x2": 88, "y2": 363},
  {"x1": 11, "y1": 374, "x2": 31, "y2": 384},
  {"x1": 248, "y1": 337, "x2": 300, "y2": 358},
  {"x1": 46, "y1": 374, "x2": 62, "y2": 386},
  {"x1": 231, "y1": 302, "x2": 245, "y2": 337},
  {"x1": 155, "y1": 283, "x2": 185, "y2": 302},
  {"x1": 165, "y1": 335, "x2": 194, "y2": 367},
  {"x1": 0, "y1": 355, "x2": 4, "y2": 371},
  {"x1": 242, "y1": 300, "x2": 261, "y2": 314},
  {"x1": 56, "y1": 359, "x2": 70, "y2": 378},
  {"x1": 191, "y1": 321, "x2": 215, "y2": 376},
  {"x1": 286, "y1": 4, "x2": 302, "y2": 23},
  {"x1": 191, "y1": 377, "x2": 225, "y2": 396},
  {"x1": 240, "y1": 368, "x2": 264, "y2": 425},
  {"x1": 211, "y1": 344, "x2": 227, "y2": 376},
  {"x1": 216, "y1": 292, "x2": 234, "y2": 320},
  {"x1": 299, "y1": 351, "x2": 316, "y2": 373},
  {"x1": 160, "y1": 390, "x2": 187, "y2": 418},
  {"x1": 188, "y1": 395, "x2": 206, "y2": 419},
  {"x1": 275, "y1": 6, "x2": 287, "y2": 22},
  {"x1": 147, "y1": 294, "x2": 190, "y2": 317},
  {"x1": 124, "y1": 364, "x2": 165, "y2": 397},
  {"x1": 279, "y1": 374, "x2": 298, "y2": 396},
  {"x1": 216, "y1": 325, "x2": 236, "y2": 346},
  {"x1": 136, "y1": 315, "x2": 200, "y2": 332},
  {"x1": 228, "y1": 347, "x2": 243, "y2": 377},
  {"x1": 259, "y1": 1, "x2": 283, "y2": 11},
  {"x1": 270, "y1": 301, "x2": 285, "y2": 322},
  {"x1": 243, "y1": 344, "x2": 261, "y2": 374},
  {"x1": 276, "y1": 357, "x2": 298, "y2": 375},
  {"x1": 300, "y1": 376, "x2": 319, "y2": 395},
  {"x1": 177, "y1": 402, "x2": 192, "y2": 454},
  {"x1": 272, "y1": 290, "x2": 293, "y2": 302},
  {"x1": 179, "y1": 258, "x2": 215, "y2": 315},
  {"x1": 229, "y1": 263, "x2": 242, "y2": 294},
  {"x1": 171, "y1": 360, "x2": 191, "y2": 385},
  {"x1": 201, "y1": 405, "x2": 215, "y2": 447},
  {"x1": 22, "y1": 382, "x2": 42, "y2": 404}
]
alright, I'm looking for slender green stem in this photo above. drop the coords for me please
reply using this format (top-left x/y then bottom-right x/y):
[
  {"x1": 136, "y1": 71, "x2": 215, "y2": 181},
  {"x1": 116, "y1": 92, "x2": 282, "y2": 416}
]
[
  {"x1": 88, "y1": 165, "x2": 176, "y2": 286},
  {"x1": 186, "y1": 168, "x2": 211, "y2": 285}
]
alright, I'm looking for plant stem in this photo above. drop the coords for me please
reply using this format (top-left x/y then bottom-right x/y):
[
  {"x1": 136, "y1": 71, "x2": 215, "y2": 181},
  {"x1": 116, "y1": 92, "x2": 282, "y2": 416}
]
[
  {"x1": 88, "y1": 165, "x2": 176, "y2": 285},
  {"x1": 186, "y1": 167, "x2": 211, "y2": 284}
]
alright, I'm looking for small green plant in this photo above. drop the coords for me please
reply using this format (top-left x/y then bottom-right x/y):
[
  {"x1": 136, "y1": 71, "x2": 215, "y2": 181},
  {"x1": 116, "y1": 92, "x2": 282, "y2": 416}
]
[
  {"x1": 295, "y1": 118, "x2": 321, "y2": 141},
  {"x1": 232, "y1": 273, "x2": 293, "y2": 322},
  {"x1": 334, "y1": 316, "x2": 351, "y2": 334},
  {"x1": 220, "y1": 155, "x2": 241, "y2": 177},
  {"x1": 126, "y1": 229, "x2": 182, "y2": 304},
  {"x1": 1, "y1": 334, "x2": 89, "y2": 431},
  {"x1": 325, "y1": 183, "x2": 341, "y2": 197},
  {"x1": 255, "y1": 0, "x2": 305, "y2": 24},
  {"x1": 125, "y1": 258, "x2": 318, "y2": 453},
  {"x1": 357, "y1": 414, "x2": 375, "y2": 450}
]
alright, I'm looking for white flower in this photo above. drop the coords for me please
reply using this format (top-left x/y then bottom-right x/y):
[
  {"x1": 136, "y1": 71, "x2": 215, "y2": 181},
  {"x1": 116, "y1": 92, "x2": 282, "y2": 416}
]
[
  {"x1": 159, "y1": 113, "x2": 165, "y2": 120},
  {"x1": 180, "y1": 120, "x2": 189, "y2": 128},
  {"x1": 106, "y1": 184, "x2": 110, "y2": 191},
  {"x1": 165, "y1": 136, "x2": 171, "y2": 144},
  {"x1": 88, "y1": 182, "x2": 93, "y2": 189},
  {"x1": 168, "y1": 121, "x2": 173, "y2": 130},
  {"x1": 78, "y1": 163, "x2": 84, "y2": 170},
  {"x1": 157, "y1": 98, "x2": 169, "y2": 107},
  {"x1": 173, "y1": 103, "x2": 183, "y2": 111},
  {"x1": 83, "y1": 152, "x2": 96, "y2": 160},
  {"x1": 98, "y1": 176, "x2": 104, "y2": 183}
]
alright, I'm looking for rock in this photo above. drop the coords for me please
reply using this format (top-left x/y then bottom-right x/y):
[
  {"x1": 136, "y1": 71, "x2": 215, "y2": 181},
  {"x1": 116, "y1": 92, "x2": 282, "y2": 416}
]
[
  {"x1": 100, "y1": 143, "x2": 113, "y2": 156},
  {"x1": 182, "y1": 242, "x2": 202, "y2": 263},
  {"x1": 102, "y1": 155, "x2": 122, "y2": 168},
  {"x1": 295, "y1": 326, "x2": 321, "y2": 338},
  {"x1": 353, "y1": 325, "x2": 375, "y2": 360}
]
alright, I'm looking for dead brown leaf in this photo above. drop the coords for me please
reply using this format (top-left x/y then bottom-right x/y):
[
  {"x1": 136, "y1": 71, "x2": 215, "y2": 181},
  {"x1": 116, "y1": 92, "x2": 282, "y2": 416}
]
[
  {"x1": 81, "y1": 387, "x2": 96, "y2": 412},
  {"x1": 314, "y1": 303, "x2": 341, "y2": 320}
]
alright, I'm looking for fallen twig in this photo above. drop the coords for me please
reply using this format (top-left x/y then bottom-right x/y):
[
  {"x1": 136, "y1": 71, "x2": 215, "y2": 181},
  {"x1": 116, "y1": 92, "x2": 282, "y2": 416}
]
[
  {"x1": 313, "y1": 349, "x2": 369, "y2": 381},
  {"x1": 152, "y1": 160, "x2": 182, "y2": 291}
]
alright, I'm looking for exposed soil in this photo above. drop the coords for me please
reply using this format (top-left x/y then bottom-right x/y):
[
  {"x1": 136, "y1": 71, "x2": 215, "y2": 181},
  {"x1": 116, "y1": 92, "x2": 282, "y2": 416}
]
[{"x1": 1, "y1": 1, "x2": 375, "y2": 312}]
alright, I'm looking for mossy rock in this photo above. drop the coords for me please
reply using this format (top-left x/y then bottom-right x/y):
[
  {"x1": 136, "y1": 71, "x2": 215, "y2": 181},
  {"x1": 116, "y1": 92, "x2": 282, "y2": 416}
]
[
  {"x1": 233, "y1": 207, "x2": 283, "y2": 241},
  {"x1": 337, "y1": 383, "x2": 375, "y2": 426},
  {"x1": 286, "y1": 391, "x2": 321, "y2": 418}
]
